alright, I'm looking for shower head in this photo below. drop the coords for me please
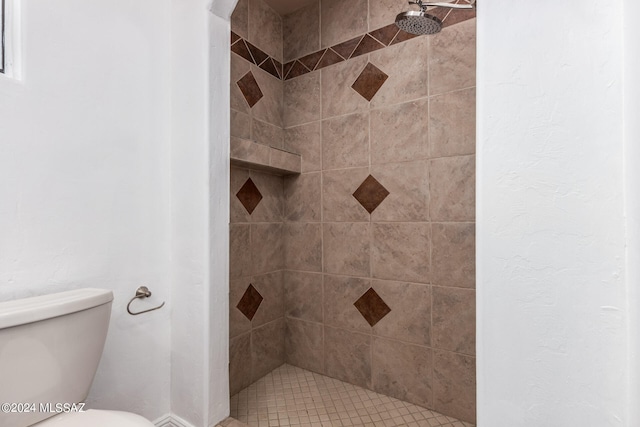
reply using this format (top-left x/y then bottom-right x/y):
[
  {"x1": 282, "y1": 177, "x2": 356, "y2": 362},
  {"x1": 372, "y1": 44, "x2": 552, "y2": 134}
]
[
  {"x1": 395, "y1": 10, "x2": 443, "y2": 36},
  {"x1": 395, "y1": 0, "x2": 475, "y2": 35}
]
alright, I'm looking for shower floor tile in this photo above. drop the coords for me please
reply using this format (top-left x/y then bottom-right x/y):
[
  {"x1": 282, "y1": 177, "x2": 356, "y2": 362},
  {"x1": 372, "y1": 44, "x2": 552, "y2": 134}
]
[{"x1": 230, "y1": 364, "x2": 474, "y2": 427}]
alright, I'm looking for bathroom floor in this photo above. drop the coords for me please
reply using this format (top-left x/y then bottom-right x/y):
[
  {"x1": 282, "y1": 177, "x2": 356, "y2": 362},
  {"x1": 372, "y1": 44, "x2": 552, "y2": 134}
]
[{"x1": 230, "y1": 364, "x2": 474, "y2": 427}]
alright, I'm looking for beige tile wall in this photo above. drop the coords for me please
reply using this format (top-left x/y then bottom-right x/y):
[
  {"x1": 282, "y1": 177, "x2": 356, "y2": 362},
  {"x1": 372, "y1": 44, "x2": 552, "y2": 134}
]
[
  {"x1": 230, "y1": 1, "x2": 287, "y2": 397},
  {"x1": 229, "y1": 0, "x2": 476, "y2": 423},
  {"x1": 229, "y1": 167, "x2": 286, "y2": 396},
  {"x1": 281, "y1": 5, "x2": 477, "y2": 424},
  {"x1": 231, "y1": 0, "x2": 284, "y2": 148}
]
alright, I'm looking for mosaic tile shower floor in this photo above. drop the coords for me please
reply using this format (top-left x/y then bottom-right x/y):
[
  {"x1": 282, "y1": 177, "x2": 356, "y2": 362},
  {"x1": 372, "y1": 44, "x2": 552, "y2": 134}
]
[{"x1": 230, "y1": 364, "x2": 474, "y2": 427}]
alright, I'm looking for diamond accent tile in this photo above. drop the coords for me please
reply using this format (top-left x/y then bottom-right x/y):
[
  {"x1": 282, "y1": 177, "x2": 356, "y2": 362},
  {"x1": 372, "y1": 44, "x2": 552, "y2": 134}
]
[
  {"x1": 236, "y1": 177, "x2": 263, "y2": 214},
  {"x1": 237, "y1": 71, "x2": 263, "y2": 108},
  {"x1": 353, "y1": 174, "x2": 390, "y2": 214},
  {"x1": 354, "y1": 288, "x2": 391, "y2": 327},
  {"x1": 351, "y1": 62, "x2": 389, "y2": 102},
  {"x1": 236, "y1": 284, "x2": 263, "y2": 321}
]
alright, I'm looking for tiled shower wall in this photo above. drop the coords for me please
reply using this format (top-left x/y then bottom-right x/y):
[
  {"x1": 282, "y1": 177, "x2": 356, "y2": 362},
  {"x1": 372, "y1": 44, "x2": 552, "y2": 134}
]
[
  {"x1": 229, "y1": 0, "x2": 287, "y2": 396},
  {"x1": 229, "y1": 0, "x2": 476, "y2": 423},
  {"x1": 230, "y1": 0, "x2": 284, "y2": 148},
  {"x1": 229, "y1": 168, "x2": 286, "y2": 394}
]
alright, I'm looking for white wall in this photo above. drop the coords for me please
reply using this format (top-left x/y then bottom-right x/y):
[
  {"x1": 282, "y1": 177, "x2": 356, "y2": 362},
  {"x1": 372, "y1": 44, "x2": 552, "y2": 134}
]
[
  {"x1": 0, "y1": 0, "x2": 172, "y2": 420},
  {"x1": 0, "y1": 0, "x2": 234, "y2": 425},
  {"x1": 477, "y1": 0, "x2": 630, "y2": 425},
  {"x1": 624, "y1": 0, "x2": 640, "y2": 425},
  {"x1": 170, "y1": 0, "x2": 233, "y2": 425},
  {"x1": 169, "y1": 0, "x2": 208, "y2": 423},
  {"x1": 207, "y1": 8, "x2": 233, "y2": 426},
  {"x1": 169, "y1": 0, "x2": 217, "y2": 425}
]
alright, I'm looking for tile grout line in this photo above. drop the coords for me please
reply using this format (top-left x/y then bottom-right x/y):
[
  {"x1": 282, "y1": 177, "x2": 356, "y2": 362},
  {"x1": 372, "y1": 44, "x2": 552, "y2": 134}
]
[
  {"x1": 275, "y1": 83, "x2": 476, "y2": 135},
  {"x1": 427, "y1": 24, "x2": 437, "y2": 395},
  {"x1": 284, "y1": 314, "x2": 476, "y2": 359},
  {"x1": 366, "y1": 52, "x2": 375, "y2": 392},
  {"x1": 279, "y1": 266, "x2": 475, "y2": 289},
  {"x1": 426, "y1": 26, "x2": 435, "y2": 397},
  {"x1": 319, "y1": 49, "x2": 327, "y2": 376}
]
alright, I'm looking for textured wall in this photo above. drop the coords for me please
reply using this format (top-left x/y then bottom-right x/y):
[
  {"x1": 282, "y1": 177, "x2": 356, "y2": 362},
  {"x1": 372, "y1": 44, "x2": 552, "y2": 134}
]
[
  {"x1": 228, "y1": 0, "x2": 476, "y2": 423},
  {"x1": 625, "y1": 0, "x2": 640, "y2": 424},
  {"x1": 476, "y1": 0, "x2": 629, "y2": 425},
  {"x1": 0, "y1": 1, "x2": 234, "y2": 425},
  {"x1": 0, "y1": 0, "x2": 172, "y2": 420}
]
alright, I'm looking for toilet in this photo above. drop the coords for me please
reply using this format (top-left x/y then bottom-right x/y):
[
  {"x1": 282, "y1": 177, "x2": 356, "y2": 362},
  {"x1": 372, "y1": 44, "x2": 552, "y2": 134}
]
[{"x1": 0, "y1": 288, "x2": 155, "y2": 427}]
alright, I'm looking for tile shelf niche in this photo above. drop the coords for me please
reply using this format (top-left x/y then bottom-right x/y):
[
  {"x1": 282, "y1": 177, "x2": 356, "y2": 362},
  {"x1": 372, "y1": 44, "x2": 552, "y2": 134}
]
[{"x1": 230, "y1": 137, "x2": 301, "y2": 176}]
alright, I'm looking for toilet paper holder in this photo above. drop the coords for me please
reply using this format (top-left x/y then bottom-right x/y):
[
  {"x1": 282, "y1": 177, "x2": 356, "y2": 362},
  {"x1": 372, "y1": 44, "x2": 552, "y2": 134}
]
[{"x1": 127, "y1": 286, "x2": 165, "y2": 315}]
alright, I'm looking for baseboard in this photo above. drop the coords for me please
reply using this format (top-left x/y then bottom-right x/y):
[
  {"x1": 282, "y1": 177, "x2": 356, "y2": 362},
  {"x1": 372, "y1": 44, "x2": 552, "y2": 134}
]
[{"x1": 153, "y1": 413, "x2": 196, "y2": 427}]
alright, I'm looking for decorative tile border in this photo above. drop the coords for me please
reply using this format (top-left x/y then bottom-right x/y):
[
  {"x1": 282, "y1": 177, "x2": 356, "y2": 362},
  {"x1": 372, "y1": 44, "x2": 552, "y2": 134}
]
[
  {"x1": 230, "y1": 6, "x2": 476, "y2": 81},
  {"x1": 231, "y1": 38, "x2": 284, "y2": 79}
]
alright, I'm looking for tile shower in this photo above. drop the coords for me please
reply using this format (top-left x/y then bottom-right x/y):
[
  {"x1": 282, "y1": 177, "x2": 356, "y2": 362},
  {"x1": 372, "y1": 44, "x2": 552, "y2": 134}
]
[{"x1": 229, "y1": 0, "x2": 476, "y2": 424}]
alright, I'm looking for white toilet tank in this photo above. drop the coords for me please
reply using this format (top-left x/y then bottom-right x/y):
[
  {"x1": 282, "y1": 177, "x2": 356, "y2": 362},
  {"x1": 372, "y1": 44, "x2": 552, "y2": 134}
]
[{"x1": 0, "y1": 288, "x2": 113, "y2": 427}]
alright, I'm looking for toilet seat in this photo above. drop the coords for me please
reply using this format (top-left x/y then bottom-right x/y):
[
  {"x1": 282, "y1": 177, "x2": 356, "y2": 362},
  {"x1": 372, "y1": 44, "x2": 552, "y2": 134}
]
[{"x1": 33, "y1": 409, "x2": 155, "y2": 427}]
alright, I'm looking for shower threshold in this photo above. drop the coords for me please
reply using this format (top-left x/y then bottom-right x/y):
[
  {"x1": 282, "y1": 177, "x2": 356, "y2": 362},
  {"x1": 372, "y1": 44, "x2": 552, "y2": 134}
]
[{"x1": 230, "y1": 364, "x2": 473, "y2": 427}]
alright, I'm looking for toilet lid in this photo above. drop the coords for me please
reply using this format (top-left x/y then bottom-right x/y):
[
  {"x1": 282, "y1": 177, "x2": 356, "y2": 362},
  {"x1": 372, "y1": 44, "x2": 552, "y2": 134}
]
[{"x1": 34, "y1": 409, "x2": 155, "y2": 427}]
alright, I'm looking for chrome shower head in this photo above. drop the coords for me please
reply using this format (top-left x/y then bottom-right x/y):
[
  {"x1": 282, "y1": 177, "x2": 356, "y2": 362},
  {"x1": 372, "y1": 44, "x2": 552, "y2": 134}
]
[
  {"x1": 395, "y1": 0, "x2": 475, "y2": 36},
  {"x1": 395, "y1": 10, "x2": 443, "y2": 35}
]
